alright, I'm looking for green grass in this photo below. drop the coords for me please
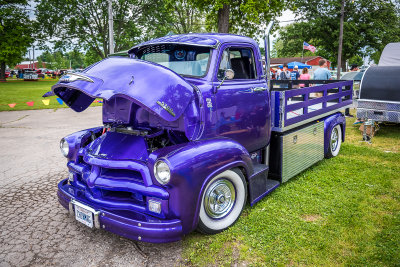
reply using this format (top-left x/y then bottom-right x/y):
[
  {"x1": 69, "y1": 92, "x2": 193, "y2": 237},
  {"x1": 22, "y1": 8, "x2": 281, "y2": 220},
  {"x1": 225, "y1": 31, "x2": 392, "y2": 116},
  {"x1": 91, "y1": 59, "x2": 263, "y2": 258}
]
[
  {"x1": 0, "y1": 79, "x2": 101, "y2": 111},
  {"x1": 182, "y1": 120, "x2": 400, "y2": 266}
]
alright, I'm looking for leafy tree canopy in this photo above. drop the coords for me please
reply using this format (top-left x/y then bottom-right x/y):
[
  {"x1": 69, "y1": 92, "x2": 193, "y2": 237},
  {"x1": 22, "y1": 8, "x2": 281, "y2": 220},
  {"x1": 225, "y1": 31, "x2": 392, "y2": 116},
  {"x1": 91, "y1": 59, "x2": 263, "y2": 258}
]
[
  {"x1": 38, "y1": 49, "x2": 95, "y2": 69},
  {"x1": 164, "y1": 0, "x2": 206, "y2": 34},
  {"x1": 274, "y1": 0, "x2": 400, "y2": 67},
  {"x1": 35, "y1": 0, "x2": 174, "y2": 58},
  {"x1": 193, "y1": 0, "x2": 288, "y2": 39},
  {"x1": 0, "y1": 0, "x2": 34, "y2": 80}
]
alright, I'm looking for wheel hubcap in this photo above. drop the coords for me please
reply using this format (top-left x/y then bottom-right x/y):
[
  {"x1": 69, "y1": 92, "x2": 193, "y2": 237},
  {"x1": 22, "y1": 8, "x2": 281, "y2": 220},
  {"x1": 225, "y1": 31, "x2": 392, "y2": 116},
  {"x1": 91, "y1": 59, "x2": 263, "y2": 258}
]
[
  {"x1": 204, "y1": 179, "x2": 236, "y2": 219},
  {"x1": 331, "y1": 128, "x2": 339, "y2": 151}
]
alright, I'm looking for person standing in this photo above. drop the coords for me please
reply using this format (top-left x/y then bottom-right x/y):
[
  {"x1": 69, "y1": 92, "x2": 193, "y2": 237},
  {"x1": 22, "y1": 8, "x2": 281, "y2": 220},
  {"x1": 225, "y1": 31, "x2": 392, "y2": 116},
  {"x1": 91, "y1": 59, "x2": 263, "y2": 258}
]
[
  {"x1": 313, "y1": 59, "x2": 332, "y2": 80},
  {"x1": 350, "y1": 64, "x2": 359, "y2": 71},
  {"x1": 299, "y1": 67, "x2": 310, "y2": 87},
  {"x1": 280, "y1": 64, "x2": 291, "y2": 80},
  {"x1": 291, "y1": 65, "x2": 300, "y2": 88},
  {"x1": 276, "y1": 68, "x2": 282, "y2": 80},
  {"x1": 279, "y1": 64, "x2": 291, "y2": 89},
  {"x1": 291, "y1": 65, "x2": 300, "y2": 80}
]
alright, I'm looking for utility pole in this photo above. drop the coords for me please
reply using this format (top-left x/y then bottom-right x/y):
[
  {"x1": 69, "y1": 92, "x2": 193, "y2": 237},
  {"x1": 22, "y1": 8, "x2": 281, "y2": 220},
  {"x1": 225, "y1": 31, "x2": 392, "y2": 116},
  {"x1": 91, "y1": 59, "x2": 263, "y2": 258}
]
[
  {"x1": 108, "y1": 0, "x2": 114, "y2": 55},
  {"x1": 337, "y1": 0, "x2": 345, "y2": 79},
  {"x1": 32, "y1": 45, "x2": 35, "y2": 69},
  {"x1": 28, "y1": 49, "x2": 31, "y2": 69}
]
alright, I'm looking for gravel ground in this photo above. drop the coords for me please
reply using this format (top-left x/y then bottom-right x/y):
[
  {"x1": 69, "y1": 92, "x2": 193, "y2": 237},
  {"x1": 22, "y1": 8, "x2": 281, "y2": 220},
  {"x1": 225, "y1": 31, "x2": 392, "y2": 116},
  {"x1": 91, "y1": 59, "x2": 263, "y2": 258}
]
[{"x1": 0, "y1": 107, "x2": 182, "y2": 267}]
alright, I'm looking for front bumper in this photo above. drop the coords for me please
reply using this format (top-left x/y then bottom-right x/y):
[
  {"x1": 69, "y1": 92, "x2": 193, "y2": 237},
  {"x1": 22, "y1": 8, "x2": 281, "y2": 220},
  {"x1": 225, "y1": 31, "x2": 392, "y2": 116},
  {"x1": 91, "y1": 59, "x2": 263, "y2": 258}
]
[{"x1": 58, "y1": 179, "x2": 183, "y2": 243}]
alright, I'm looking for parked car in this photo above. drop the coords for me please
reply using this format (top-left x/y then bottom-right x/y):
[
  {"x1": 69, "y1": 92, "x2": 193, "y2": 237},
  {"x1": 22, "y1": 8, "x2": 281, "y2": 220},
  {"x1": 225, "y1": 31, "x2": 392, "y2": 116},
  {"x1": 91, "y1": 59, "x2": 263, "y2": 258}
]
[
  {"x1": 23, "y1": 70, "x2": 39, "y2": 81},
  {"x1": 341, "y1": 70, "x2": 365, "y2": 97},
  {"x1": 341, "y1": 70, "x2": 365, "y2": 81}
]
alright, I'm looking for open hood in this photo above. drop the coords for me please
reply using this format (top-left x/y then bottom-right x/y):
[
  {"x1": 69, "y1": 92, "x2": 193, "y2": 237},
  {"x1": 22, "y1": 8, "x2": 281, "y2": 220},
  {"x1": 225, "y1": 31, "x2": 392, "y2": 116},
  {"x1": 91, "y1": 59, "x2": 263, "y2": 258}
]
[{"x1": 52, "y1": 57, "x2": 194, "y2": 121}]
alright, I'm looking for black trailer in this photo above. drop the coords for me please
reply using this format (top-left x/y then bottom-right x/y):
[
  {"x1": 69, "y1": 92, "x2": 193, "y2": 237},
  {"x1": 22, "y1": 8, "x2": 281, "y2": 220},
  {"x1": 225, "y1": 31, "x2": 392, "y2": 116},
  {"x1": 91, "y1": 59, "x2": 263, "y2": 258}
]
[{"x1": 357, "y1": 42, "x2": 400, "y2": 123}]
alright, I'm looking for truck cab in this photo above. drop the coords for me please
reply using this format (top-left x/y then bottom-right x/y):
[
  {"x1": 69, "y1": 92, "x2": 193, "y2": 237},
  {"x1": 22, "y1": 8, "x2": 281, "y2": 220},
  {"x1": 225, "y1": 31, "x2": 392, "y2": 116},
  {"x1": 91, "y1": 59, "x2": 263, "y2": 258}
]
[{"x1": 54, "y1": 34, "x2": 352, "y2": 243}]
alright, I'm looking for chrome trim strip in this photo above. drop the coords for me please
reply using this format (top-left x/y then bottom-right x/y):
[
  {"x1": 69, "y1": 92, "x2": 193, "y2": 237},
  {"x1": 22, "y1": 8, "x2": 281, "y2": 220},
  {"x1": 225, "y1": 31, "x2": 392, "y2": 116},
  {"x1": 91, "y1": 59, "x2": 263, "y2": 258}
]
[
  {"x1": 357, "y1": 99, "x2": 400, "y2": 104},
  {"x1": 357, "y1": 107, "x2": 400, "y2": 113},
  {"x1": 60, "y1": 73, "x2": 94, "y2": 83}
]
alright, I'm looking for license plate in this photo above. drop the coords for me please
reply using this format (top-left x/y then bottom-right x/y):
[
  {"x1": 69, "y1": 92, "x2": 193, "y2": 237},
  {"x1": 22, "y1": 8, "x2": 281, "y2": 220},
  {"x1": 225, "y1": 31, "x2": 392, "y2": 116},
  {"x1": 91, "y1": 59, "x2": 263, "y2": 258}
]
[{"x1": 75, "y1": 204, "x2": 94, "y2": 228}]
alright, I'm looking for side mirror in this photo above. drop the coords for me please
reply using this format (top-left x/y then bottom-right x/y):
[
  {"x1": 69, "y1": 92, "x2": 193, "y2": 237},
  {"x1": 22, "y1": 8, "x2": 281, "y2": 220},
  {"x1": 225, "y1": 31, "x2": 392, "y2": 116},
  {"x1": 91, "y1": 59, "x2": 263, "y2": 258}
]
[{"x1": 215, "y1": 69, "x2": 235, "y2": 93}]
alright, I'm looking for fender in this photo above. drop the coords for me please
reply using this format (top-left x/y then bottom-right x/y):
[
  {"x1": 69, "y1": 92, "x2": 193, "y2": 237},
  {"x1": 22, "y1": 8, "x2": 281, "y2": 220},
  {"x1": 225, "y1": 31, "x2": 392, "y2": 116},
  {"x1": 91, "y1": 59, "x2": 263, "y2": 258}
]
[
  {"x1": 62, "y1": 127, "x2": 103, "y2": 161},
  {"x1": 323, "y1": 112, "x2": 346, "y2": 156},
  {"x1": 148, "y1": 137, "x2": 253, "y2": 234}
]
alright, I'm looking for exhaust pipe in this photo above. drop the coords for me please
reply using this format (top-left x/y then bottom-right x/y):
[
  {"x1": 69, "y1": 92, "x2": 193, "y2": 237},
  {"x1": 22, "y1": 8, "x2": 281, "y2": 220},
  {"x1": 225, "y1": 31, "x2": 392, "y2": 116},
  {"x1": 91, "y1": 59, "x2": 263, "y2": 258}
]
[{"x1": 264, "y1": 21, "x2": 275, "y2": 88}]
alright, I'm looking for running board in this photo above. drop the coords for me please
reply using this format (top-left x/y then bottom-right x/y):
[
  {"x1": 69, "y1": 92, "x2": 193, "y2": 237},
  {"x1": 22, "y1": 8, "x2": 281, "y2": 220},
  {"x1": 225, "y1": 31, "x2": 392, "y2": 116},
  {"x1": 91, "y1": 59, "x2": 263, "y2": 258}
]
[{"x1": 249, "y1": 164, "x2": 280, "y2": 206}]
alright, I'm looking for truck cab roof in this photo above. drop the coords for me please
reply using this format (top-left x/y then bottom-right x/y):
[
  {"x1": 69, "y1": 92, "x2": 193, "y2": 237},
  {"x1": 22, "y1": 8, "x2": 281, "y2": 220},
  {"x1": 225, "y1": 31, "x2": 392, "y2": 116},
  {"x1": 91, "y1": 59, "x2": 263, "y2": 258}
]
[{"x1": 129, "y1": 33, "x2": 259, "y2": 55}]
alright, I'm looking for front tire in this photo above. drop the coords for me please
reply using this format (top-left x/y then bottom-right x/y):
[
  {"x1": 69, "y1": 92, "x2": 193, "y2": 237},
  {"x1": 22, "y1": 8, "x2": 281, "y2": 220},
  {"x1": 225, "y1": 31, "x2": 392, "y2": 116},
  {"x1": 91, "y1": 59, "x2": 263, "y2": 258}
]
[
  {"x1": 198, "y1": 168, "x2": 247, "y2": 234},
  {"x1": 326, "y1": 124, "x2": 342, "y2": 158}
]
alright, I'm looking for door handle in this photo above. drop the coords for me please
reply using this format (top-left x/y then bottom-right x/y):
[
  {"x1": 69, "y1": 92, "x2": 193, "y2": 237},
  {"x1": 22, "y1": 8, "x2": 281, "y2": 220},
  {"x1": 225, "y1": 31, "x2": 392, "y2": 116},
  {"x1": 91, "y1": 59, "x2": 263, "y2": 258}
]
[{"x1": 252, "y1": 87, "x2": 267, "y2": 92}]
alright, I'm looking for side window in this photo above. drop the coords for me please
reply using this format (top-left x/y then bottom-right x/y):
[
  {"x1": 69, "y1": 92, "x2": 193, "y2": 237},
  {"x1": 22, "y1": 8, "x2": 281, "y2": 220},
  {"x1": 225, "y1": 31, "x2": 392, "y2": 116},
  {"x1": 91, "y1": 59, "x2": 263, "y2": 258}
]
[
  {"x1": 217, "y1": 47, "x2": 257, "y2": 80},
  {"x1": 196, "y1": 52, "x2": 210, "y2": 73}
]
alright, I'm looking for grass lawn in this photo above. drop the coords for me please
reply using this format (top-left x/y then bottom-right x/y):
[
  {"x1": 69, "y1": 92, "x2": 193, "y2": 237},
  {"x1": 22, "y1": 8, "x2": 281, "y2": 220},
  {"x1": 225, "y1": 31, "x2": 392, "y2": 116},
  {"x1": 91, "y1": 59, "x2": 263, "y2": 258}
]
[
  {"x1": 0, "y1": 79, "x2": 101, "y2": 111},
  {"x1": 182, "y1": 119, "x2": 400, "y2": 266}
]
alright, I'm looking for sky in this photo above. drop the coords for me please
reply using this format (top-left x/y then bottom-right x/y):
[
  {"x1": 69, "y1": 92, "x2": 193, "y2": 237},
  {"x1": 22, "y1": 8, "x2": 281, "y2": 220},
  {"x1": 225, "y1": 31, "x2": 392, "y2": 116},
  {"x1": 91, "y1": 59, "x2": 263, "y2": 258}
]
[
  {"x1": 257, "y1": 9, "x2": 296, "y2": 52},
  {"x1": 272, "y1": 10, "x2": 297, "y2": 44}
]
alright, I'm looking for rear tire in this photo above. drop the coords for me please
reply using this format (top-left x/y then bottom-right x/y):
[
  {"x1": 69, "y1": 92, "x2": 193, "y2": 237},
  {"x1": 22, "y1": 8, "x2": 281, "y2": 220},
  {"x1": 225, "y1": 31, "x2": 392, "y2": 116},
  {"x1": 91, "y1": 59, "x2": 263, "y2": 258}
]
[
  {"x1": 326, "y1": 124, "x2": 342, "y2": 158},
  {"x1": 197, "y1": 168, "x2": 247, "y2": 234}
]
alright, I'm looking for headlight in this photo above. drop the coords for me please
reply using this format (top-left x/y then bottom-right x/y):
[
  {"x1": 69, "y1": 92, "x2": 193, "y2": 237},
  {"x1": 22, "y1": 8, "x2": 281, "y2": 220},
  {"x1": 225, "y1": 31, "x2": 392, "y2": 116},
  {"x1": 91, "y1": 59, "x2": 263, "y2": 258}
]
[
  {"x1": 154, "y1": 160, "x2": 171, "y2": 185},
  {"x1": 60, "y1": 138, "x2": 69, "y2": 157}
]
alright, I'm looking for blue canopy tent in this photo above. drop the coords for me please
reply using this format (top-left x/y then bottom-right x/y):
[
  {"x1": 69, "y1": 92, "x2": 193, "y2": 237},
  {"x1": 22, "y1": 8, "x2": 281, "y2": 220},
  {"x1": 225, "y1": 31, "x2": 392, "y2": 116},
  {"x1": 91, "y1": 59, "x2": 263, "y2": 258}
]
[{"x1": 279, "y1": 61, "x2": 312, "y2": 69}]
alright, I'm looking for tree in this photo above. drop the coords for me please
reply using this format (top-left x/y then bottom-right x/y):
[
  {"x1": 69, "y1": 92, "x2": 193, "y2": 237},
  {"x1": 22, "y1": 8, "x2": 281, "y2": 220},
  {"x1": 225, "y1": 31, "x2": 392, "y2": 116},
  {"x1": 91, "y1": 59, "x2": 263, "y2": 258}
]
[
  {"x1": 272, "y1": 23, "x2": 317, "y2": 58},
  {"x1": 164, "y1": 0, "x2": 206, "y2": 34},
  {"x1": 84, "y1": 47, "x2": 103, "y2": 67},
  {"x1": 35, "y1": 0, "x2": 173, "y2": 59},
  {"x1": 348, "y1": 55, "x2": 363, "y2": 67},
  {"x1": 193, "y1": 0, "x2": 288, "y2": 39},
  {"x1": 38, "y1": 51, "x2": 55, "y2": 69},
  {"x1": 66, "y1": 50, "x2": 85, "y2": 69},
  {"x1": 277, "y1": 0, "x2": 400, "y2": 69},
  {"x1": 0, "y1": 1, "x2": 34, "y2": 81}
]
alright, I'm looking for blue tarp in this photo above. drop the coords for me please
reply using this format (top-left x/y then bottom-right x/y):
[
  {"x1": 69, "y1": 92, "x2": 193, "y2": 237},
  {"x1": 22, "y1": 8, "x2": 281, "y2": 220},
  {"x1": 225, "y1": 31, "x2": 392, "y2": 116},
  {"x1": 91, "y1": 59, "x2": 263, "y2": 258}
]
[{"x1": 280, "y1": 61, "x2": 312, "y2": 69}]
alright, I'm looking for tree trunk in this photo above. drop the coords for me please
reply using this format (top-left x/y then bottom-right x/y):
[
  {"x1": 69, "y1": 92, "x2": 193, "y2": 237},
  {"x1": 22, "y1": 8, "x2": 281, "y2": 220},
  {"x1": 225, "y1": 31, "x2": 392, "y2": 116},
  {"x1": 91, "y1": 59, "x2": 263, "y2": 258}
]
[
  {"x1": 0, "y1": 62, "x2": 6, "y2": 82},
  {"x1": 341, "y1": 59, "x2": 346, "y2": 73},
  {"x1": 217, "y1": 4, "x2": 230, "y2": 33}
]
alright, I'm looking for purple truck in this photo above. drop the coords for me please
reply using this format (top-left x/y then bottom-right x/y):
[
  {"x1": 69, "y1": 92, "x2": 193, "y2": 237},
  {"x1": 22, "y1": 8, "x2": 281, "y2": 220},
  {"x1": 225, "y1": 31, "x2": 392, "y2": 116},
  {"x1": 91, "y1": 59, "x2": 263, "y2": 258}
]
[{"x1": 54, "y1": 31, "x2": 353, "y2": 243}]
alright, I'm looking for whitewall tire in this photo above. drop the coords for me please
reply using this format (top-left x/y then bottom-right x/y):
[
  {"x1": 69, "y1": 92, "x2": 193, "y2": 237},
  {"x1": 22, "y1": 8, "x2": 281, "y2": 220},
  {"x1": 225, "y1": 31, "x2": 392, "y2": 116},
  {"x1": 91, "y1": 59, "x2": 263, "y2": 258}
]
[
  {"x1": 198, "y1": 168, "x2": 247, "y2": 234},
  {"x1": 326, "y1": 124, "x2": 342, "y2": 158}
]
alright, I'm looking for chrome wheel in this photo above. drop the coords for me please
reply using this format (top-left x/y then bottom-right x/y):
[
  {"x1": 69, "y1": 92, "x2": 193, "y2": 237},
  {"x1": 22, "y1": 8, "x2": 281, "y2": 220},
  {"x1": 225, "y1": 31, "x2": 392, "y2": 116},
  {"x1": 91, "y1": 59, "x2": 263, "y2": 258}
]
[
  {"x1": 204, "y1": 179, "x2": 236, "y2": 219},
  {"x1": 326, "y1": 124, "x2": 342, "y2": 158},
  {"x1": 198, "y1": 169, "x2": 247, "y2": 234},
  {"x1": 330, "y1": 127, "x2": 339, "y2": 152}
]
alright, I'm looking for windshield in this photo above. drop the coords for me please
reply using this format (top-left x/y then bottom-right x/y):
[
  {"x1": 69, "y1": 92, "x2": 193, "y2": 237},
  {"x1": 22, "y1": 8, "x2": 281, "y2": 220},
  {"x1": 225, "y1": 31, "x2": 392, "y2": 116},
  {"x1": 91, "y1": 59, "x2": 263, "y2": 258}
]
[{"x1": 137, "y1": 44, "x2": 211, "y2": 77}]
